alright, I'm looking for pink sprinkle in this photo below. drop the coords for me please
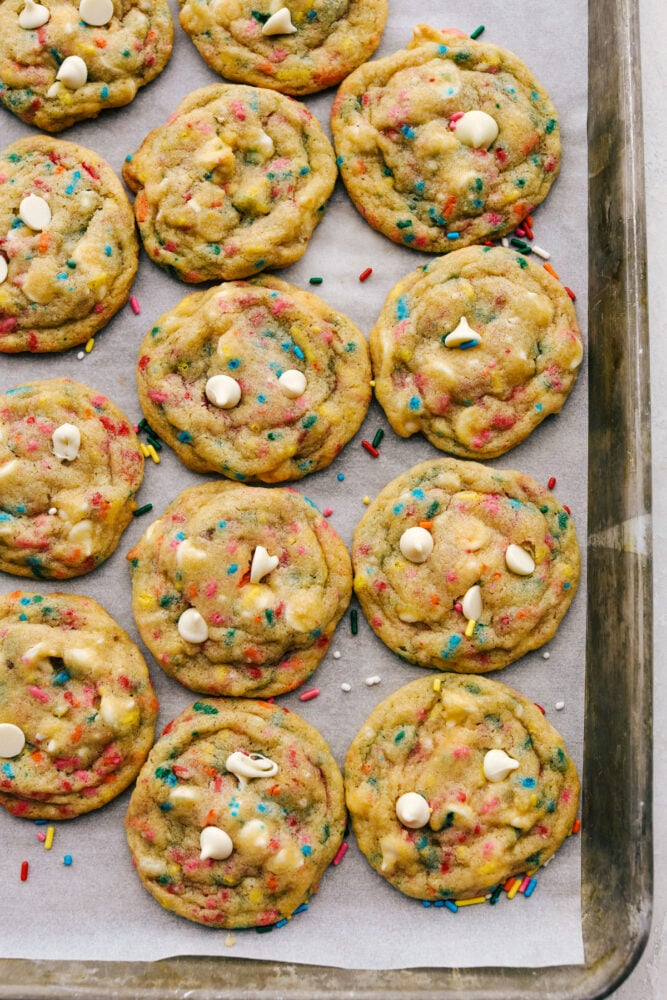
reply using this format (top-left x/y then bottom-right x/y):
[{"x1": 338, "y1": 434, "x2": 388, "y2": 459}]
[
  {"x1": 332, "y1": 842, "x2": 349, "y2": 866},
  {"x1": 299, "y1": 688, "x2": 320, "y2": 702},
  {"x1": 323, "y1": 507, "x2": 333, "y2": 517},
  {"x1": 130, "y1": 296, "x2": 140, "y2": 315},
  {"x1": 37, "y1": 832, "x2": 46, "y2": 842},
  {"x1": 28, "y1": 685, "x2": 49, "y2": 704},
  {"x1": 454, "y1": 602, "x2": 463, "y2": 613},
  {"x1": 518, "y1": 875, "x2": 531, "y2": 893},
  {"x1": 93, "y1": 303, "x2": 105, "y2": 314},
  {"x1": 515, "y1": 228, "x2": 526, "y2": 237}
]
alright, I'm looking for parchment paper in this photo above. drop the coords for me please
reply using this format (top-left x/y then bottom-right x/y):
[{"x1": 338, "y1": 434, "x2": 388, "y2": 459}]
[{"x1": 0, "y1": 0, "x2": 587, "y2": 970}]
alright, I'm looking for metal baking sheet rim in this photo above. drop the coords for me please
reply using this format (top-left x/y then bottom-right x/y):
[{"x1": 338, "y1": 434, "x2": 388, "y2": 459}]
[{"x1": 0, "y1": 0, "x2": 652, "y2": 996}]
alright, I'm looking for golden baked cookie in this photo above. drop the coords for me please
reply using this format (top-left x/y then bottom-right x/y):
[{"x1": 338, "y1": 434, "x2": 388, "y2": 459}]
[
  {"x1": 0, "y1": 378, "x2": 144, "y2": 579},
  {"x1": 0, "y1": 591, "x2": 158, "y2": 820},
  {"x1": 344, "y1": 674, "x2": 580, "y2": 901},
  {"x1": 178, "y1": 0, "x2": 387, "y2": 96},
  {"x1": 128, "y1": 481, "x2": 352, "y2": 696},
  {"x1": 370, "y1": 246, "x2": 583, "y2": 458},
  {"x1": 126, "y1": 698, "x2": 345, "y2": 928},
  {"x1": 136, "y1": 275, "x2": 371, "y2": 482},
  {"x1": 122, "y1": 84, "x2": 337, "y2": 282},
  {"x1": 352, "y1": 457, "x2": 580, "y2": 673},
  {"x1": 0, "y1": 136, "x2": 138, "y2": 353},
  {"x1": 0, "y1": 0, "x2": 173, "y2": 132},
  {"x1": 331, "y1": 25, "x2": 561, "y2": 252}
]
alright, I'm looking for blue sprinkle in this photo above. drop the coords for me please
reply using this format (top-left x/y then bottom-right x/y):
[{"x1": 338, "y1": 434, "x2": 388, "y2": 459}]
[
  {"x1": 2, "y1": 763, "x2": 15, "y2": 779},
  {"x1": 433, "y1": 900, "x2": 445, "y2": 908},
  {"x1": 396, "y1": 295, "x2": 410, "y2": 320},
  {"x1": 227, "y1": 564, "x2": 238, "y2": 574},
  {"x1": 401, "y1": 125, "x2": 415, "y2": 139},
  {"x1": 16, "y1": 505, "x2": 26, "y2": 514},
  {"x1": 444, "y1": 900, "x2": 459, "y2": 912},
  {"x1": 306, "y1": 7, "x2": 316, "y2": 17},
  {"x1": 104, "y1": 245, "x2": 112, "y2": 256},
  {"x1": 293, "y1": 345, "x2": 305, "y2": 359},
  {"x1": 441, "y1": 635, "x2": 462, "y2": 659},
  {"x1": 177, "y1": 431, "x2": 192, "y2": 443},
  {"x1": 53, "y1": 670, "x2": 70, "y2": 686},
  {"x1": 0, "y1": 513, "x2": 11, "y2": 522},
  {"x1": 336, "y1": 155, "x2": 344, "y2": 166},
  {"x1": 402, "y1": 233, "x2": 415, "y2": 244},
  {"x1": 257, "y1": 803, "x2": 269, "y2": 813},
  {"x1": 19, "y1": 614, "x2": 27, "y2": 621},
  {"x1": 159, "y1": 802, "x2": 173, "y2": 811},
  {"x1": 125, "y1": 154, "x2": 132, "y2": 162},
  {"x1": 218, "y1": 520, "x2": 227, "y2": 529},
  {"x1": 100, "y1": 86, "x2": 109, "y2": 99},
  {"x1": 521, "y1": 777, "x2": 537, "y2": 788},
  {"x1": 459, "y1": 340, "x2": 479, "y2": 350},
  {"x1": 393, "y1": 503, "x2": 405, "y2": 514},
  {"x1": 228, "y1": 358, "x2": 241, "y2": 369},
  {"x1": 421, "y1": 900, "x2": 432, "y2": 908},
  {"x1": 34, "y1": 819, "x2": 47, "y2": 825},
  {"x1": 293, "y1": 903, "x2": 309, "y2": 914},
  {"x1": 11, "y1": 218, "x2": 24, "y2": 229},
  {"x1": 446, "y1": 232, "x2": 460, "y2": 241},
  {"x1": 415, "y1": 179, "x2": 425, "y2": 193},
  {"x1": 257, "y1": 394, "x2": 267, "y2": 403},
  {"x1": 20, "y1": 597, "x2": 31, "y2": 605},
  {"x1": 563, "y1": 581, "x2": 571, "y2": 590},
  {"x1": 65, "y1": 170, "x2": 81, "y2": 195},
  {"x1": 524, "y1": 878, "x2": 538, "y2": 898},
  {"x1": 174, "y1": 531, "x2": 186, "y2": 541},
  {"x1": 337, "y1": 473, "x2": 345, "y2": 481},
  {"x1": 301, "y1": 845, "x2": 313, "y2": 856},
  {"x1": 275, "y1": 918, "x2": 288, "y2": 928},
  {"x1": 64, "y1": 854, "x2": 73, "y2": 865},
  {"x1": 299, "y1": 166, "x2": 310, "y2": 174},
  {"x1": 535, "y1": 403, "x2": 543, "y2": 412},
  {"x1": 409, "y1": 396, "x2": 421, "y2": 410},
  {"x1": 411, "y1": 488, "x2": 425, "y2": 499},
  {"x1": 437, "y1": 45, "x2": 448, "y2": 54},
  {"x1": 56, "y1": 272, "x2": 68, "y2": 280}
]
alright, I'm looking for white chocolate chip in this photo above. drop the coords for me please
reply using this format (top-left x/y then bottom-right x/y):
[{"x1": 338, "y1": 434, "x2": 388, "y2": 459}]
[
  {"x1": 454, "y1": 110, "x2": 499, "y2": 149},
  {"x1": 56, "y1": 56, "x2": 88, "y2": 90},
  {"x1": 205, "y1": 374, "x2": 241, "y2": 408},
  {"x1": 99, "y1": 693, "x2": 137, "y2": 731},
  {"x1": 461, "y1": 584, "x2": 482, "y2": 622},
  {"x1": 443, "y1": 315, "x2": 480, "y2": 348},
  {"x1": 262, "y1": 7, "x2": 297, "y2": 35},
  {"x1": 237, "y1": 819, "x2": 270, "y2": 852},
  {"x1": 199, "y1": 826, "x2": 233, "y2": 861},
  {"x1": 18, "y1": 0, "x2": 50, "y2": 29},
  {"x1": 505, "y1": 543, "x2": 535, "y2": 576},
  {"x1": 483, "y1": 748, "x2": 520, "y2": 782},
  {"x1": 395, "y1": 792, "x2": 430, "y2": 829},
  {"x1": 177, "y1": 608, "x2": 209, "y2": 643},
  {"x1": 169, "y1": 786, "x2": 200, "y2": 806},
  {"x1": 52, "y1": 423, "x2": 81, "y2": 461},
  {"x1": 0, "y1": 723, "x2": 26, "y2": 758},
  {"x1": 226, "y1": 751, "x2": 278, "y2": 788},
  {"x1": 78, "y1": 0, "x2": 114, "y2": 27},
  {"x1": 399, "y1": 525, "x2": 434, "y2": 563},
  {"x1": 278, "y1": 369, "x2": 307, "y2": 398},
  {"x1": 0, "y1": 255, "x2": 7, "y2": 284},
  {"x1": 250, "y1": 545, "x2": 279, "y2": 583},
  {"x1": 19, "y1": 194, "x2": 51, "y2": 231},
  {"x1": 67, "y1": 519, "x2": 94, "y2": 556},
  {"x1": 47, "y1": 81, "x2": 63, "y2": 98}
]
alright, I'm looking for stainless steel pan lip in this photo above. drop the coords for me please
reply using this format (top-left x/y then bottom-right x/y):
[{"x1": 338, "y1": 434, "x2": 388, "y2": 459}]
[{"x1": 0, "y1": 0, "x2": 651, "y2": 995}]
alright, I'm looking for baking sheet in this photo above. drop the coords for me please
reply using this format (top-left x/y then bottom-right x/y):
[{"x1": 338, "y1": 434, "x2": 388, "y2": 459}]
[{"x1": 0, "y1": 0, "x2": 587, "y2": 970}]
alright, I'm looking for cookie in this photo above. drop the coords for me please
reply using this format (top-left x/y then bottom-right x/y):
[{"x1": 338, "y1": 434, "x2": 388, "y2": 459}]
[
  {"x1": 122, "y1": 84, "x2": 337, "y2": 283},
  {"x1": 0, "y1": 136, "x2": 139, "y2": 354},
  {"x1": 344, "y1": 674, "x2": 580, "y2": 901},
  {"x1": 137, "y1": 275, "x2": 371, "y2": 482},
  {"x1": 125, "y1": 698, "x2": 345, "y2": 927},
  {"x1": 370, "y1": 246, "x2": 583, "y2": 458},
  {"x1": 127, "y1": 481, "x2": 352, "y2": 696},
  {"x1": 0, "y1": 591, "x2": 158, "y2": 820},
  {"x1": 331, "y1": 25, "x2": 561, "y2": 252},
  {"x1": 0, "y1": 378, "x2": 144, "y2": 579},
  {"x1": 0, "y1": 0, "x2": 173, "y2": 132},
  {"x1": 352, "y1": 457, "x2": 579, "y2": 672},
  {"x1": 178, "y1": 0, "x2": 387, "y2": 97}
]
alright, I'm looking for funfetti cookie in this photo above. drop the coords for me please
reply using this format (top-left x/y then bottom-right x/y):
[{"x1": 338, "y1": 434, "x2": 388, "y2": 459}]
[
  {"x1": 136, "y1": 275, "x2": 372, "y2": 482},
  {"x1": 344, "y1": 674, "x2": 580, "y2": 902},
  {"x1": 127, "y1": 481, "x2": 352, "y2": 697},
  {"x1": 122, "y1": 84, "x2": 337, "y2": 283},
  {"x1": 370, "y1": 246, "x2": 584, "y2": 459},
  {"x1": 0, "y1": 591, "x2": 158, "y2": 820},
  {"x1": 331, "y1": 25, "x2": 561, "y2": 252},
  {"x1": 0, "y1": 378, "x2": 144, "y2": 579},
  {"x1": 178, "y1": 0, "x2": 387, "y2": 97},
  {"x1": 0, "y1": 0, "x2": 173, "y2": 132},
  {"x1": 126, "y1": 698, "x2": 345, "y2": 928},
  {"x1": 352, "y1": 457, "x2": 579, "y2": 673},
  {"x1": 0, "y1": 136, "x2": 139, "y2": 354}
]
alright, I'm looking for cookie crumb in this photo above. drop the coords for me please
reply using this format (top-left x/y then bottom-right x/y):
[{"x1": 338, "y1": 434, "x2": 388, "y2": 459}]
[
  {"x1": 225, "y1": 934, "x2": 235, "y2": 948},
  {"x1": 365, "y1": 675, "x2": 381, "y2": 687}
]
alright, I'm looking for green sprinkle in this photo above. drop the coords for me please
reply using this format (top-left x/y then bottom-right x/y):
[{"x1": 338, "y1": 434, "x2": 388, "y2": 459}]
[
  {"x1": 133, "y1": 503, "x2": 153, "y2": 517},
  {"x1": 545, "y1": 119, "x2": 557, "y2": 134},
  {"x1": 396, "y1": 219, "x2": 413, "y2": 229},
  {"x1": 351, "y1": 609, "x2": 358, "y2": 635},
  {"x1": 309, "y1": 276, "x2": 323, "y2": 285},
  {"x1": 470, "y1": 25, "x2": 485, "y2": 40},
  {"x1": 193, "y1": 702, "x2": 219, "y2": 715},
  {"x1": 372, "y1": 428, "x2": 384, "y2": 449}
]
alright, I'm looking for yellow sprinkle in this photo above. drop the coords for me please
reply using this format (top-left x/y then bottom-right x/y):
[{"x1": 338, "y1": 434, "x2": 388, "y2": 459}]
[
  {"x1": 507, "y1": 879, "x2": 521, "y2": 899},
  {"x1": 465, "y1": 618, "x2": 476, "y2": 637},
  {"x1": 363, "y1": 496, "x2": 370, "y2": 505},
  {"x1": 454, "y1": 896, "x2": 486, "y2": 907},
  {"x1": 139, "y1": 443, "x2": 150, "y2": 458},
  {"x1": 147, "y1": 444, "x2": 160, "y2": 464},
  {"x1": 85, "y1": 337, "x2": 95, "y2": 353},
  {"x1": 433, "y1": 677, "x2": 442, "y2": 692},
  {"x1": 369, "y1": 379, "x2": 376, "y2": 387},
  {"x1": 44, "y1": 826, "x2": 55, "y2": 851}
]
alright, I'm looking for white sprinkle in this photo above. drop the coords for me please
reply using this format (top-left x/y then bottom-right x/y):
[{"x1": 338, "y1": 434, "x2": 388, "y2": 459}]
[
  {"x1": 341, "y1": 682, "x2": 351, "y2": 693},
  {"x1": 555, "y1": 701, "x2": 565, "y2": 710},
  {"x1": 225, "y1": 934, "x2": 236, "y2": 948},
  {"x1": 332, "y1": 650, "x2": 341, "y2": 659},
  {"x1": 532, "y1": 245, "x2": 551, "y2": 260},
  {"x1": 542, "y1": 651, "x2": 550, "y2": 660},
  {"x1": 365, "y1": 675, "x2": 381, "y2": 687},
  {"x1": 77, "y1": 351, "x2": 85, "y2": 360},
  {"x1": 501, "y1": 237, "x2": 510, "y2": 248},
  {"x1": 48, "y1": 507, "x2": 57, "y2": 515}
]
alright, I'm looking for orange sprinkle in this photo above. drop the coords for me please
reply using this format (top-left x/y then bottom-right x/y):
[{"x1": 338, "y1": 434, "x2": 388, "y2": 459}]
[
  {"x1": 503, "y1": 877, "x2": 516, "y2": 891},
  {"x1": 38, "y1": 231, "x2": 51, "y2": 254},
  {"x1": 429, "y1": 594, "x2": 440, "y2": 606},
  {"x1": 95, "y1": 36, "x2": 107, "y2": 48},
  {"x1": 204, "y1": 809, "x2": 217, "y2": 826},
  {"x1": 30, "y1": 750, "x2": 43, "y2": 762},
  {"x1": 443, "y1": 195, "x2": 457, "y2": 219},
  {"x1": 187, "y1": 583, "x2": 198, "y2": 599},
  {"x1": 71, "y1": 724, "x2": 83, "y2": 744},
  {"x1": 525, "y1": 214, "x2": 534, "y2": 227},
  {"x1": 205, "y1": 766, "x2": 218, "y2": 778},
  {"x1": 543, "y1": 262, "x2": 560, "y2": 280},
  {"x1": 572, "y1": 817, "x2": 581, "y2": 834},
  {"x1": 267, "y1": 784, "x2": 281, "y2": 796},
  {"x1": 266, "y1": 874, "x2": 278, "y2": 891},
  {"x1": 418, "y1": 521, "x2": 433, "y2": 530},
  {"x1": 135, "y1": 190, "x2": 149, "y2": 223}
]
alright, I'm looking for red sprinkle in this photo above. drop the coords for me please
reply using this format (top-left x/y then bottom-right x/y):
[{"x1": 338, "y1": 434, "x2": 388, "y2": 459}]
[
  {"x1": 358, "y1": 267, "x2": 373, "y2": 282},
  {"x1": 332, "y1": 842, "x2": 349, "y2": 866},
  {"x1": 20, "y1": 861, "x2": 29, "y2": 881},
  {"x1": 563, "y1": 504, "x2": 571, "y2": 515},
  {"x1": 323, "y1": 507, "x2": 333, "y2": 517},
  {"x1": 548, "y1": 476, "x2": 556, "y2": 490},
  {"x1": 130, "y1": 295, "x2": 141, "y2": 315},
  {"x1": 534, "y1": 703, "x2": 546, "y2": 715},
  {"x1": 564, "y1": 286, "x2": 576, "y2": 301},
  {"x1": 299, "y1": 688, "x2": 320, "y2": 702},
  {"x1": 362, "y1": 440, "x2": 380, "y2": 458}
]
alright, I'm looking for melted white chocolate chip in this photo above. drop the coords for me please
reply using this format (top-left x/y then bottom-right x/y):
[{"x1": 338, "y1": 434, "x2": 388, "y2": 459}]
[
  {"x1": 52, "y1": 423, "x2": 81, "y2": 461},
  {"x1": 454, "y1": 110, "x2": 499, "y2": 149},
  {"x1": 395, "y1": 792, "x2": 430, "y2": 829},
  {"x1": 250, "y1": 545, "x2": 279, "y2": 583},
  {"x1": 226, "y1": 750, "x2": 278, "y2": 788}
]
